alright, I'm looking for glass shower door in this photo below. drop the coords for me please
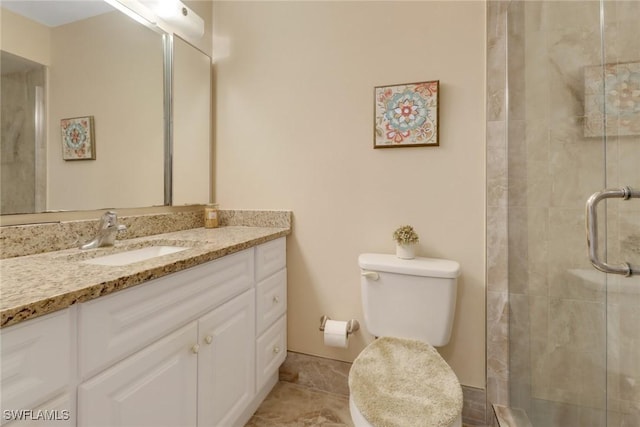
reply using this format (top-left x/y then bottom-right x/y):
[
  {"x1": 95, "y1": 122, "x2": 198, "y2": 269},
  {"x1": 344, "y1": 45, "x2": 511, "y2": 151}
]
[
  {"x1": 599, "y1": 3, "x2": 640, "y2": 425},
  {"x1": 506, "y1": 1, "x2": 639, "y2": 426}
]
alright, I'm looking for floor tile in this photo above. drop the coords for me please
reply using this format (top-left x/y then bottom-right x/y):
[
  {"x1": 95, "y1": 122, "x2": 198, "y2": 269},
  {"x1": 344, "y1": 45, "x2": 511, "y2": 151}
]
[
  {"x1": 246, "y1": 380, "x2": 487, "y2": 427},
  {"x1": 246, "y1": 381, "x2": 352, "y2": 427}
]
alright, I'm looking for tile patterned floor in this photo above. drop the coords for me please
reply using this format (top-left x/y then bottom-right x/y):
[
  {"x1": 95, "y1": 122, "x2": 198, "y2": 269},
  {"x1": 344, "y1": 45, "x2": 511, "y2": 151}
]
[
  {"x1": 245, "y1": 381, "x2": 352, "y2": 426},
  {"x1": 245, "y1": 381, "x2": 484, "y2": 427}
]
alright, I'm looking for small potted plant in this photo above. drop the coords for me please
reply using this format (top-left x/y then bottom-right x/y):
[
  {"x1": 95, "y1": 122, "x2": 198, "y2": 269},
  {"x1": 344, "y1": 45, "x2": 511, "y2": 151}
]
[{"x1": 392, "y1": 225, "x2": 419, "y2": 259}]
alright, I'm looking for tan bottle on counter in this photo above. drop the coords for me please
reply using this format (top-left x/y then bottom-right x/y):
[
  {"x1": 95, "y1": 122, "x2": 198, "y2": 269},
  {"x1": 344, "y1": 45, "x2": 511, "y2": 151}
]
[{"x1": 204, "y1": 204, "x2": 219, "y2": 228}]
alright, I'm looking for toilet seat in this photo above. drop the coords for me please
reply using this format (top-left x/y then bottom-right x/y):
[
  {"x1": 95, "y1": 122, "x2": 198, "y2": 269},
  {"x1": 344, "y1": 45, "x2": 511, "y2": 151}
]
[{"x1": 348, "y1": 337, "x2": 463, "y2": 427}]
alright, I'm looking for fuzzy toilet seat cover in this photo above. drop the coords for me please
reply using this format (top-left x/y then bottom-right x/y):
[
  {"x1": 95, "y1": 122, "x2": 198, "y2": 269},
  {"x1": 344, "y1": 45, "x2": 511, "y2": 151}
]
[{"x1": 348, "y1": 336, "x2": 463, "y2": 427}]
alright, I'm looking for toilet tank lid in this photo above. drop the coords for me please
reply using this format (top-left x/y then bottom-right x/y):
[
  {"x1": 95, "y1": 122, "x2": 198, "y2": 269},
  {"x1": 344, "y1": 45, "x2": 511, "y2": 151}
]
[{"x1": 359, "y1": 253, "x2": 460, "y2": 278}]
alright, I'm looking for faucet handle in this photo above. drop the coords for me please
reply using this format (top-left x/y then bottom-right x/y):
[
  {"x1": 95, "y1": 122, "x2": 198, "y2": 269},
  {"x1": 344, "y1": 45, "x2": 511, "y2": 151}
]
[
  {"x1": 98, "y1": 211, "x2": 118, "y2": 229},
  {"x1": 80, "y1": 211, "x2": 124, "y2": 250}
]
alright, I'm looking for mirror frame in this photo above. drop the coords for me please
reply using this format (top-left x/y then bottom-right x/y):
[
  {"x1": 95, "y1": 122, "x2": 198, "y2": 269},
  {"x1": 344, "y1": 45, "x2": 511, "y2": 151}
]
[{"x1": 163, "y1": 33, "x2": 173, "y2": 206}]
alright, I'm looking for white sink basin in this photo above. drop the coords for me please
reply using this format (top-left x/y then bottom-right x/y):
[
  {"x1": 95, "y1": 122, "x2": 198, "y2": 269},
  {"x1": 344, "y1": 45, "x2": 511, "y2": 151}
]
[{"x1": 81, "y1": 246, "x2": 189, "y2": 266}]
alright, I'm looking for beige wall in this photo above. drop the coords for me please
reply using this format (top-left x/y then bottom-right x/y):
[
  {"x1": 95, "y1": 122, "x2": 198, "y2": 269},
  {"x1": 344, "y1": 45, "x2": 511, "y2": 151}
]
[
  {"x1": 0, "y1": 8, "x2": 51, "y2": 66},
  {"x1": 213, "y1": 1, "x2": 486, "y2": 388}
]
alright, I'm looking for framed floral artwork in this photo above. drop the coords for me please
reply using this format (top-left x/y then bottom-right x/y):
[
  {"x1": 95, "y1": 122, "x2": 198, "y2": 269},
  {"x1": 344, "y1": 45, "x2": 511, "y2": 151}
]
[
  {"x1": 374, "y1": 80, "x2": 439, "y2": 148},
  {"x1": 584, "y1": 62, "x2": 640, "y2": 137},
  {"x1": 61, "y1": 116, "x2": 95, "y2": 160}
]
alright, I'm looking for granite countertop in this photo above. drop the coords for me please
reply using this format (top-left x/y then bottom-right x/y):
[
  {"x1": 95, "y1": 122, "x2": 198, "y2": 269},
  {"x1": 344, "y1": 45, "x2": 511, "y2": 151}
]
[{"x1": 0, "y1": 226, "x2": 290, "y2": 328}]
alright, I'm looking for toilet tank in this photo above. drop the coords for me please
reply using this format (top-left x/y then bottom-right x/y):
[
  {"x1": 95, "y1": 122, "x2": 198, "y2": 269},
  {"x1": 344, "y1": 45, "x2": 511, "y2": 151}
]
[{"x1": 358, "y1": 253, "x2": 460, "y2": 347}]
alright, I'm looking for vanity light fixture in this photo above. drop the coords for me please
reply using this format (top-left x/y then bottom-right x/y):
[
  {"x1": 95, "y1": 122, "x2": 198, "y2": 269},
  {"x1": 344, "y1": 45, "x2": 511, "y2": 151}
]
[
  {"x1": 104, "y1": 0, "x2": 204, "y2": 40},
  {"x1": 147, "y1": 0, "x2": 205, "y2": 39},
  {"x1": 104, "y1": 0, "x2": 157, "y2": 28}
]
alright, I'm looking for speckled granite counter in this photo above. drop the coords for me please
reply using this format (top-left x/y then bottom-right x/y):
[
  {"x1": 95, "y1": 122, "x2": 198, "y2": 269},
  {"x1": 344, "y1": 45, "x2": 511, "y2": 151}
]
[
  {"x1": 0, "y1": 208, "x2": 291, "y2": 259},
  {"x1": 0, "y1": 226, "x2": 290, "y2": 328}
]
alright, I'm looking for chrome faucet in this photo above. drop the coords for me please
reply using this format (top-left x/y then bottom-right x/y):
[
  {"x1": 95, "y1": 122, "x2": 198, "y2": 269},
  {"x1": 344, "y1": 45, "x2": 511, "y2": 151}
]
[{"x1": 80, "y1": 211, "x2": 127, "y2": 250}]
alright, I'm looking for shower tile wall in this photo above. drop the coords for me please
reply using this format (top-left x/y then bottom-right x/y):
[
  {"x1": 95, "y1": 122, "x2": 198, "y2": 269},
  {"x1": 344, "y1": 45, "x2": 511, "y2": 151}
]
[
  {"x1": 486, "y1": 2, "x2": 510, "y2": 421},
  {"x1": 505, "y1": 1, "x2": 640, "y2": 426},
  {"x1": 0, "y1": 67, "x2": 44, "y2": 214}
]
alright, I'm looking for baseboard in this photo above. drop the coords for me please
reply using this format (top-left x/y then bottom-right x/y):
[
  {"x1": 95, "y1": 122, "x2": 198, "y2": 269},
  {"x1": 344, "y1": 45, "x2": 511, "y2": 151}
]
[
  {"x1": 461, "y1": 385, "x2": 488, "y2": 425},
  {"x1": 493, "y1": 404, "x2": 532, "y2": 427}
]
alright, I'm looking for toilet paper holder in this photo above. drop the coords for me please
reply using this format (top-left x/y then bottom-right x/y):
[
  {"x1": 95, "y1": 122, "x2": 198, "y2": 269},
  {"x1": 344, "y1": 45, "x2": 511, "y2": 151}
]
[{"x1": 319, "y1": 315, "x2": 360, "y2": 335}]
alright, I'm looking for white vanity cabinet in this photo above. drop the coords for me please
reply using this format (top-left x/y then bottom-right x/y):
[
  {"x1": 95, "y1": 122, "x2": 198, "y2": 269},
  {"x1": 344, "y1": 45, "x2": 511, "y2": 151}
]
[
  {"x1": 0, "y1": 237, "x2": 287, "y2": 427},
  {"x1": 0, "y1": 309, "x2": 72, "y2": 427},
  {"x1": 78, "y1": 289, "x2": 257, "y2": 427},
  {"x1": 76, "y1": 237, "x2": 287, "y2": 427}
]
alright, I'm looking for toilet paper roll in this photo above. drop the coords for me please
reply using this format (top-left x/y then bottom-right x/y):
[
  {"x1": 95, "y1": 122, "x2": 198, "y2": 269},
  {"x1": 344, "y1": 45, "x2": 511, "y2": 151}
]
[{"x1": 323, "y1": 320, "x2": 349, "y2": 348}]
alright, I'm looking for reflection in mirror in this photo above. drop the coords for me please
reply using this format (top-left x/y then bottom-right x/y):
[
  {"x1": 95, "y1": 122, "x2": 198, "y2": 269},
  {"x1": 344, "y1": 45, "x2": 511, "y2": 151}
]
[
  {"x1": 172, "y1": 35, "x2": 211, "y2": 205},
  {"x1": 0, "y1": 0, "x2": 213, "y2": 221},
  {"x1": 0, "y1": 51, "x2": 46, "y2": 214},
  {"x1": 0, "y1": 1, "x2": 165, "y2": 214}
]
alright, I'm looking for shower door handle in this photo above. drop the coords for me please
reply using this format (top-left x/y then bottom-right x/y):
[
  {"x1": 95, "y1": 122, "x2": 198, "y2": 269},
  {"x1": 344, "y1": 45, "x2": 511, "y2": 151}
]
[{"x1": 586, "y1": 186, "x2": 640, "y2": 277}]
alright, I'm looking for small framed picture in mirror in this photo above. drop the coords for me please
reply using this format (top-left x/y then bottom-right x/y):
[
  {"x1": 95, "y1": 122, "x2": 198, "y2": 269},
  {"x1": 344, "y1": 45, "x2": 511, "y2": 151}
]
[
  {"x1": 61, "y1": 116, "x2": 96, "y2": 160},
  {"x1": 374, "y1": 80, "x2": 439, "y2": 148}
]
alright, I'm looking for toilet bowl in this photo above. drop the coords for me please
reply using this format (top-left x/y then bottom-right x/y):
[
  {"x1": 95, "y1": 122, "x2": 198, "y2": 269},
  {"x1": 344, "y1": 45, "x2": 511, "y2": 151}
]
[
  {"x1": 350, "y1": 398, "x2": 462, "y2": 427},
  {"x1": 349, "y1": 254, "x2": 463, "y2": 427}
]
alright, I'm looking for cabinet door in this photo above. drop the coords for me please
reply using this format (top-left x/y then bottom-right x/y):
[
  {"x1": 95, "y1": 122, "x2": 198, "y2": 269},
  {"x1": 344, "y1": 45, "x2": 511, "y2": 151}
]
[
  {"x1": 78, "y1": 322, "x2": 198, "y2": 427},
  {"x1": 0, "y1": 310, "x2": 70, "y2": 416},
  {"x1": 197, "y1": 289, "x2": 255, "y2": 427}
]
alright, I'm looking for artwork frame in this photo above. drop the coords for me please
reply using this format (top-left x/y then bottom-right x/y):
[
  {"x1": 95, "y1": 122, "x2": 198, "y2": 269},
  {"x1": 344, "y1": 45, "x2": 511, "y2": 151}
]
[
  {"x1": 374, "y1": 80, "x2": 439, "y2": 148},
  {"x1": 584, "y1": 61, "x2": 640, "y2": 137},
  {"x1": 61, "y1": 116, "x2": 96, "y2": 160}
]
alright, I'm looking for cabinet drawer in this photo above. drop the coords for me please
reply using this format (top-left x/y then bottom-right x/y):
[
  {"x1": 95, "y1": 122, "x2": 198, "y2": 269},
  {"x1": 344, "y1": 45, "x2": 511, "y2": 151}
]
[
  {"x1": 79, "y1": 248, "x2": 254, "y2": 379},
  {"x1": 255, "y1": 238, "x2": 286, "y2": 282},
  {"x1": 0, "y1": 310, "x2": 70, "y2": 415},
  {"x1": 255, "y1": 269, "x2": 287, "y2": 335},
  {"x1": 256, "y1": 315, "x2": 286, "y2": 391}
]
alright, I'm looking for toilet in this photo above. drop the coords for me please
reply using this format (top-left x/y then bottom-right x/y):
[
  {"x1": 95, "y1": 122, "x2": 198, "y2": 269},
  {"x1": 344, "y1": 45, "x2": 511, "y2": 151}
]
[{"x1": 348, "y1": 253, "x2": 463, "y2": 427}]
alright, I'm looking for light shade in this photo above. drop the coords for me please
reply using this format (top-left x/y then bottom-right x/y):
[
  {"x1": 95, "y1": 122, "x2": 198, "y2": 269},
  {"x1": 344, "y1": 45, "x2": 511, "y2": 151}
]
[
  {"x1": 104, "y1": 0, "x2": 157, "y2": 27},
  {"x1": 152, "y1": 0, "x2": 204, "y2": 39}
]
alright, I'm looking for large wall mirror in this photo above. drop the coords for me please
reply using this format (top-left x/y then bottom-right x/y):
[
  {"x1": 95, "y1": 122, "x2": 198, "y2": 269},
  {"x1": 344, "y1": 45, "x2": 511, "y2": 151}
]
[{"x1": 0, "y1": 0, "x2": 211, "y2": 217}]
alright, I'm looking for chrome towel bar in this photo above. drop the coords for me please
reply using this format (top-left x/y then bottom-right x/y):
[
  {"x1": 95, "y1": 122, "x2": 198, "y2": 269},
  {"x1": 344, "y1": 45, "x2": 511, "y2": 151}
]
[{"x1": 586, "y1": 186, "x2": 639, "y2": 277}]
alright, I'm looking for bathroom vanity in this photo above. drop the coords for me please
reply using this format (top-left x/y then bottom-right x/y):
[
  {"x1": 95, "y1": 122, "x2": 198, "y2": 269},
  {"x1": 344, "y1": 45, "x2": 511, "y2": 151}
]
[{"x1": 0, "y1": 224, "x2": 289, "y2": 427}]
